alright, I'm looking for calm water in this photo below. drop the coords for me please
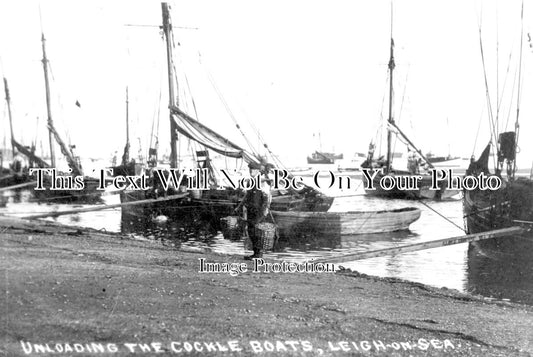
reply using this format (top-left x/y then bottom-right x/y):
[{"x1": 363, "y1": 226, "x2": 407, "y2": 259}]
[{"x1": 2, "y1": 172, "x2": 532, "y2": 306}]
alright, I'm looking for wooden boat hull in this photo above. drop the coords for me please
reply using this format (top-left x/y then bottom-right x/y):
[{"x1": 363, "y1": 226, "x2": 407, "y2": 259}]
[
  {"x1": 463, "y1": 177, "x2": 533, "y2": 253},
  {"x1": 32, "y1": 177, "x2": 104, "y2": 204},
  {"x1": 464, "y1": 178, "x2": 533, "y2": 305},
  {"x1": 0, "y1": 173, "x2": 29, "y2": 188},
  {"x1": 271, "y1": 207, "x2": 421, "y2": 237}
]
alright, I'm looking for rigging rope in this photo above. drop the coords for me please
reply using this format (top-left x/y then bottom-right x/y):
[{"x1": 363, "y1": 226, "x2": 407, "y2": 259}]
[
  {"x1": 503, "y1": 65, "x2": 518, "y2": 131},
  {"x1": 513, "y1": 0, "x2": 525, "y2": 177},
  {"x1": 498, "y1": 47, "x2": 515, "y2": 131},
  {"x1": 416, "y1": 199, "x2": 466, "y2": 233},
  {"x1": 199, "y1": 53, "x2": 260, "y2": 159},
  {"x1": 477, "y1": 21, "x2": 499, "y2": 170},
  {"x1": 472, "y1": 109, "x2": 484, "y2": 157}
]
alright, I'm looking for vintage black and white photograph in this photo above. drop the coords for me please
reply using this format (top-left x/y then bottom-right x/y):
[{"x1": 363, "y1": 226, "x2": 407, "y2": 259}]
[{"x1": 1, "y1": 0, "x2": 532, "y2": 356}]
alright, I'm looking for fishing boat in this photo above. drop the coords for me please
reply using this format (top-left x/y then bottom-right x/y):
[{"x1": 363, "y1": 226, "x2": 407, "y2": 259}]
[
  {"x1": 462, "y1": 3, "x2": 533, "y2": 256},
  {"x1": 464, "y1": 144, "x2": 533, "y2": 304},
  {"x1": 425, "y1": 153, "x2": 460, "y2": 165},
  {"x1": 123, "y1": 4, "x2": 427, "y2": 243},
  {"x1": 463, "y1": 142, "x2": 533, "y2": 246},
  {"x1": 28, "y1": 33, "x2": 102, "y2": 203},
  {"x1": 0, "y1": 78, "x2": 37, "y2": 188},
  {"x1": 361, "y1": 35, "x2": 459, "y2": 200},
  {"x1": 271, "y1": 207, "x2": 421, "y2": 238},
  {"x1": 307, "y1": 133, "x2": 343, "y2": 164},
  {"x1": 120, "y1": 3, "x2": 333, "y2": 227}
]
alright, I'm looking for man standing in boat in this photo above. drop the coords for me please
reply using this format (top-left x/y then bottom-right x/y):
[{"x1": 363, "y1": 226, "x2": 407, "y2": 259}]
[{"x1": 236, "y1": 162, "x2": 272, "y2": 260}]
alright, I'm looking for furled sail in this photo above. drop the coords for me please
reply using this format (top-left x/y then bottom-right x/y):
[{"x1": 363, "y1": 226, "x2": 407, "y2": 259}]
[
  {"x1": 11, "y1": 139, "x2": 51, "y2": 169},
  {"x1": 47, "y1": 123, "x2": 83, "y2": 176},
  {"x1": 170, "y1": 105, "x2": 261, "y2": 165}
]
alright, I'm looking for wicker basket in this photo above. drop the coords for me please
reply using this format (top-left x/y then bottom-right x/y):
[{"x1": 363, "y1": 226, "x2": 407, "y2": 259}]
[
  {"x1": 190, "y1": 189, "x2": 202, "y2": 199},
  {"x1": 254, "y1": 222, "x2": 277, "y2": 250},
  {"x1": 220, "y1": 216, "x2": 242, "y2": 241}
]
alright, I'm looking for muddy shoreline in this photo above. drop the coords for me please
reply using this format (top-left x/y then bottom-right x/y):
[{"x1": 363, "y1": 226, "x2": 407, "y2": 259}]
[{"x1": 1, "y1": 216, "x2": 532, "y2": 356}]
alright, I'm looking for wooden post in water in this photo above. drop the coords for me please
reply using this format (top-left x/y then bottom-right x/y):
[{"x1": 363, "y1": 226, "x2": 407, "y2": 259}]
[{"x1": 313, "y1": 227, "x2": 525, "y2": 264}]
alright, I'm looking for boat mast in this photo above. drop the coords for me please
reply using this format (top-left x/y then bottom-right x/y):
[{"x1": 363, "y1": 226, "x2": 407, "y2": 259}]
[
  {"x1": 386, "y1": 37, "x2": 395, "y2": 173},
  {"x1": 121, "y1": 87, "x2": 130, "y2": 165},
  {"x1": 3, "y1": 78, "x2": 15, "y2": 158},
  {"x1": 161, "y1": 3, "x2": 178, "y2": 169},
  {"x1": 511, "y1": 0, "x2": 525, "y2": 180},
  {"x1": 41, "y1": 33, "x2": 56, "y2": 167}
]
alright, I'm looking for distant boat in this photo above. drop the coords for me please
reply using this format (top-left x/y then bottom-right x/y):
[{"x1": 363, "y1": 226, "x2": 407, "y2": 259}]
[
  {"x1": 337, "y1": 152, "x2": 366, "y2": 171},
  {"x1": 307, "y1": 132, "x2": 343, "y2": 164},
  {"x1": 307, "y1": 151, "x2": 343, "y2": 164},
  {"x1": 425, "y1": 153, "x2": 460, "y2": 164}
]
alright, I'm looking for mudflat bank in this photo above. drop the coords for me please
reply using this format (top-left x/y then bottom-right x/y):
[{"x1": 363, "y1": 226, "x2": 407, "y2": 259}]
[{"x1": 1, "y1": 216, "x2": 532, "y2": 356}]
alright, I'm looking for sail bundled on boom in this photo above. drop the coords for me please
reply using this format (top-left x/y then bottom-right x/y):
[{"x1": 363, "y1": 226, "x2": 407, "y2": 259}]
[
  {"x1": 11, "y1": 139, "x2": 50, "y2": 169},
  {"x1": 169, "y1": 105, "x2": 260, "y2": 165}
]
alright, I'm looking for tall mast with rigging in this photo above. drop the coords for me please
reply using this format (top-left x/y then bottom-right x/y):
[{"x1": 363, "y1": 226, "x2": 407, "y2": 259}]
[
  {"x1": 3, "y1": 77, "x2": 50, "y2": 169},
  {"x1": 386, "y1": 37, "x2": 395, "y2": 173},
  {"x1": 41, "y1": 33, "x2": 83, "y2": 176},
  {"x1": 161, "y1": 3, "x2": 178, "y2": 169},
  {"x1": 3, "y1": 78, "x2": 15, "y2": 158},
  {"x1": 511, "y1": 0, "x2": 525, "y2": 180},
  {"x1": 41, "y1": 33, "x2": 56, "y2": 168},
  {"x1": 121, "y1": 87, "x2": 130, "y2": 165}
]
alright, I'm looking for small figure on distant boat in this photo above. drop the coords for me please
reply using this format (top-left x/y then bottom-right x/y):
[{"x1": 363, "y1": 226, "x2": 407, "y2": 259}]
[
  {"x1": 235, "y1": 162, "x2": 272, "y2": 260},
  {"x1": 407, "y1": 149, "x2": 420, "y2": 174},
  {"x1": 361, "y1": 142, "x2": 389, "y2": 169},
  {"x1": 111, "y1": 151, "x2": 118, "y2": 166},
  {"x1": 362, "y1": 142, "x2": 375, "y2": 167}
]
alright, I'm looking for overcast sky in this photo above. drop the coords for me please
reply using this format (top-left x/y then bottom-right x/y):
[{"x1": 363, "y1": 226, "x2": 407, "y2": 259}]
[{"x1": 0, "y1": 0, "x2": 532, "y2": 169}]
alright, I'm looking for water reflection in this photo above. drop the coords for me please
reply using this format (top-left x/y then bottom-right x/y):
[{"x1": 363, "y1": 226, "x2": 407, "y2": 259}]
[
  {"x1": 0, "y1": 189, "x2": 32, "y2": 206},
  {"x1": 466, "y1": 238, "x2": 533, "y2": 305},
  {"x1": 121, "y1": 207, "x2": 220, "y2": 245}
]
